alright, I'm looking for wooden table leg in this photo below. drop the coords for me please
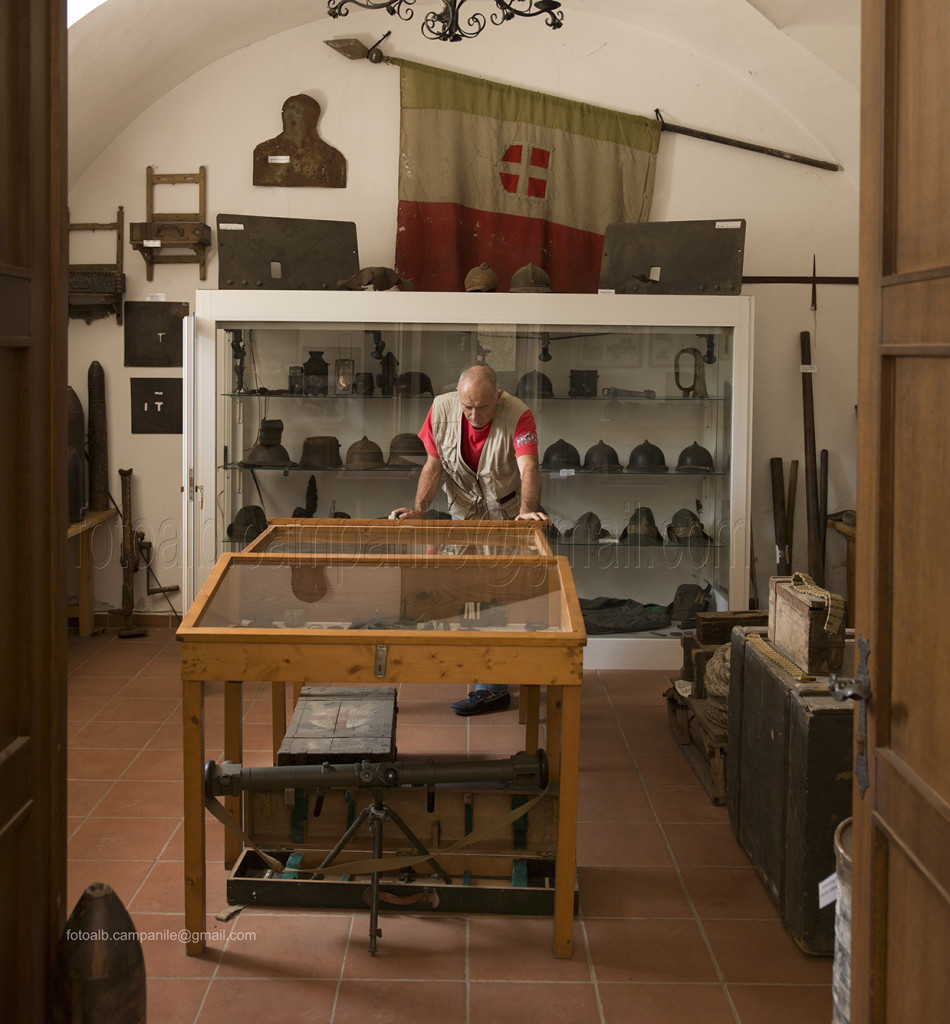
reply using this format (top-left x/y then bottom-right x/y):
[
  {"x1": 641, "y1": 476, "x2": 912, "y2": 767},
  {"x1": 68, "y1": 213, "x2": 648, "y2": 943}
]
[
  {"x1": 271, "y1": 682, "x2": 287, "y2": 763},
  {"x1": 551, "y1": 684, "x2": 580, "y2": 959},
  {"x1": 223, "y1": 681, "x2": 243, "y2": 869},
  {"x1": 182, "y1": 678, "x2": 206, "y2": 956},
  {"x1": 76, "y1": 530, "x2": 94, "y2": 637}
]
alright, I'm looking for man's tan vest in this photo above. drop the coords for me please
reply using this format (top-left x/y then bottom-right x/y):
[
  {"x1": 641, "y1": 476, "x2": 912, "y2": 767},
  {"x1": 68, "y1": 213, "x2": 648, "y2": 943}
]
[{"x1": 430, "y1": 390, "x2": 528, "y2": 519}]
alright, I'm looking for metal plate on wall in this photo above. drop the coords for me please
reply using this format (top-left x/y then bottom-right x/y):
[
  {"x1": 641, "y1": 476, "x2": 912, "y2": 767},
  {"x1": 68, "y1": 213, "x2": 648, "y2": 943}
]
[
  {"x1": 124, "y1": 301, "x2": 188, "y2": 366},
  {"x1": 130, "y1": 377, "x2": 183, "y2": 434},
  {"x1": 216, "y1": 213, "x2": 359, "y2": 290},
  {"x1": 599, "y1": 219, "x2": 746, "y2": 295}
]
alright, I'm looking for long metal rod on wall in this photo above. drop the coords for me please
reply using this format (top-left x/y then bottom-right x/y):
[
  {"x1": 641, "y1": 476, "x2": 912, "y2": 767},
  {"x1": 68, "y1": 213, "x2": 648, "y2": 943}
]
[{"x1": 654, "y1": 109, "x2": 841, "y2": 172}]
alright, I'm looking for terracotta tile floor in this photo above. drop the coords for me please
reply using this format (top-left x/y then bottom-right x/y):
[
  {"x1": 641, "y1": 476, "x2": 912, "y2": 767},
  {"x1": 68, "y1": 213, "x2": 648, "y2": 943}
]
[{"x1": 67, "y1": 628, "x2": 833, "y2": 1024}]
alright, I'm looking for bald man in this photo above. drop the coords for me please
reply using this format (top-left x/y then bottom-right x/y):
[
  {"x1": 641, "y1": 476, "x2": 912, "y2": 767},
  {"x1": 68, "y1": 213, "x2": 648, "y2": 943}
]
[{"x1": 389, "y1": 364, "x2": 547, "y2": 715}]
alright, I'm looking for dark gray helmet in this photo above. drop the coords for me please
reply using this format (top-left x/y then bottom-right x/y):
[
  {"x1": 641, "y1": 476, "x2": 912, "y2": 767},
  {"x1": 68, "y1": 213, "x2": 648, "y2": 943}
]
[
  {"x1": 666, "y1": 508, "x2": 713, "y2": 545},
  {"x1": 675, "y1": 441, "x2": 715, "y2": 472},
  {"x1": 393, "y1": 371, "x2": 434, "y2": 396},
  {"x1": 562, "y1": 510, "x2": 608, "y2": 543},
  {"x1": 242, "y1": 419, "x2": 292, "y2": 467},
  {"x1": 541, "y1": 438, "x2": 581, "y2": 471},
  {"x1": 227, "y1": 505, "x2": 267, "y2": 545},
  {"x1": 627, "y1": 439, "x2": 668, "y2": 473},
  {"x1": 387, "y1": 432, "x2": 428, "y2": 467},
  {"x1": 464, "y1": 262, "x2": 498, "y2": 292},
  {"x1": 583, "y1": 439, "x2": 623, "y2": 472},
  {"x1": 516, "y1": 371, "x2": 554, "y2": 398},
  {"x1": 619, "y1": 506, "x2": 663, "y2": 545},
  {"x1": 298, "y1": 435, "x2": 342, "y2": 469},
  {"x1": 509, "y1": 262, "x2": 551, "y2": 292},
  {"x1": 344, "y1": 435, "x2": 384, "y2": 470}
]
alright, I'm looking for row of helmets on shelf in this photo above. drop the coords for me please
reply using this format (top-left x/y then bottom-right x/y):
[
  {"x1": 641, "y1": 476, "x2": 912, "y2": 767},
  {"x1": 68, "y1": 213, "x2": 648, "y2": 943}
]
[
  {"x1": 543, "y1": 438, "x2": 715, "y2": 473},
  {"x1": 547, "y1": 507, "x2": 715, "y2": 546},
  {"x1": 240, "y1": 420, "x2": 428, "y2": 470}
]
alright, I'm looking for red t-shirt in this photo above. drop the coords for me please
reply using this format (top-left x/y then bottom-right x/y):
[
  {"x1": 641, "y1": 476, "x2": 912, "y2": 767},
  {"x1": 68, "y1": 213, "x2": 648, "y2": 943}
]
[{"x1": 419, "y1": 407, "x2": 538, "y2": 474}]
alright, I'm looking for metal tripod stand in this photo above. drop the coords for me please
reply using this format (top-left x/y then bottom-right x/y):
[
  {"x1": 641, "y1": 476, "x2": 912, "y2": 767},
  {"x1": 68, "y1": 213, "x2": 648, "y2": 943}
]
[{"x1": 317, "y1": 790, "x2": 452, "y2": 954}]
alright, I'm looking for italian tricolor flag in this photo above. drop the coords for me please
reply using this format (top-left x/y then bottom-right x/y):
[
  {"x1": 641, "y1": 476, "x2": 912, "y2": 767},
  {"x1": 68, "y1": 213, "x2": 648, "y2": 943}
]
[{"x1": 394, "y1": 60, "x2": 660, "y2": 293}]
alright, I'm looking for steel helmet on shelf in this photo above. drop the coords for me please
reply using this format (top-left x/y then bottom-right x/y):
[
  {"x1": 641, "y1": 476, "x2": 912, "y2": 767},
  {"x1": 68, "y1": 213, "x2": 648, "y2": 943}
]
[
  {"x1": 509, "y1": 262, "x2": 552, "y2": 293},
  {"x1": 627, "y1": 439, "x2": 668, "y2": 473},
  {"x1": 227, "y1": 505, "x2": 267, "y2": 546},
  {"x1": 344, "y1": 435, "x2": 385, "y2": 470},
  {"x1": 298, "y1": 435, "x2": 343, "y2": 469},
  {"x1": 675, "y1": 441, "x2": 715, "y2": 472},
  {"x1": 386, "y1": 432, "x2": 428, "y2": 467},
  {"x1": 464, "y1": 262, "x2": 499, "y2": 292},
  {"x1": 619, "y1": 506, "x2": 664, "y2": 545},
  {"x1": 393, "y1": 371, "x2": 434, "y2": 396},
  {"x1": 241, "y1": 419, "x2": 292, "y2": 467},
  {"x1": 583, "y1": 439, "x2": 623, "y2": 473},
  {"x1": 666, "y1": 507, "x2": 713, "y2": 545},
  {"x1": 516, "y1": 371, "x2": 554, "y2": 398},
  {"x1": 541, "y1": 438, "x2": 581, "y2": 471}
]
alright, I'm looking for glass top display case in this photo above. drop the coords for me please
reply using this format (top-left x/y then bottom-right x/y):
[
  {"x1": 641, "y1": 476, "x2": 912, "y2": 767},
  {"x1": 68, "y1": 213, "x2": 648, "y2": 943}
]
[{"x1": 184, "y1": 291, "x2": 752, "y2": 667}]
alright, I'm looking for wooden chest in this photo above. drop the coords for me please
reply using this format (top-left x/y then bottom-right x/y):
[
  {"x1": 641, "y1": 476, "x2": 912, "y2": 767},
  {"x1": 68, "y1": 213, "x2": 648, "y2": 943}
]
[
  {"x1": 277, "y1": 686, "x2": 397, "y2": 765},
  {"x1": 768, "y1": 575, "x2": 847, "y2": 674},
  {"x1": 725, "y1": 627, "x2": 853, "y2": 955}
]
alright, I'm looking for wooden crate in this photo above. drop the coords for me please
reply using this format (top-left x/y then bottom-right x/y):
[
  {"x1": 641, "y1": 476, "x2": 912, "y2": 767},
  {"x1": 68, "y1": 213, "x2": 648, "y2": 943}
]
[
  {"x1": 768, "y1": 576, "x2": 846, "y2": 674},
  {"x1": 695, "y1": 610, "x2": 769, "y2": 646},
  {"x1": 664, "y1": 679, "x2": 727, "y2": 805},
  {"x1": 277, "y1": 686, "x2": 397, "y2": 765}
]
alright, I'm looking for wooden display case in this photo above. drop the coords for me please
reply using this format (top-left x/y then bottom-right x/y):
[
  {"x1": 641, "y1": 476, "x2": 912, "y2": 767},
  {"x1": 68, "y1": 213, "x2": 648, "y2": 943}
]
[{"x1": 177, "y1": 520, "x2": 586, "y2": 958}]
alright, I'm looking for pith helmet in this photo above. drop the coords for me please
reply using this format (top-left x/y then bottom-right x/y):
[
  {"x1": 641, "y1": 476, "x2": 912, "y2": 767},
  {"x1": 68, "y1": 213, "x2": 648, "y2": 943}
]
[
  {"x1": 516, "y1": 371, "x2": 554, "y2": 398},
  {"x1": 541, "y1": 438, "x2": 581, "y2": 471},
  {"x1": 298, "y1": 435, "x2": 343, "y2": 469},
  {"x1": 344, "y1": 436, "x2": 384, "y2": 470},
  {"x1": 666, "y1": 508, "x2": 713, "y2": 545},
  {"x1": 387, "y1": 432, "x2": 428, "y2": 467},
  {"x1": 510, "y1": 262, "x2": 552, "y2": 293},
  {"x1": 464, "y1": 262, "x2": 499, "y2": 292},
  {"x1": 583, "y1": 439, "x2": 623, "y2": 473},
  {"x1": 675, "y1": 441, "x2": 715, "y2": 472},
  {"x1": 628, "y1": 439, "x2": 668, "y2": 473},
  {"x1": 619, "y1": 506, "x2": 663, "y2": 545},
  {"x1": 393, "y1": 371, "x2": 434, "y2": 396}
]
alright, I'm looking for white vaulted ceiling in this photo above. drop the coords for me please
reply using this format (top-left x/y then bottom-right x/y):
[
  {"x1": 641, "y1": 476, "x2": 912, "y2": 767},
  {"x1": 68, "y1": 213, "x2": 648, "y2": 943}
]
[{"x1": 67, "y1": 0, "x2": 860, "y2": 189}]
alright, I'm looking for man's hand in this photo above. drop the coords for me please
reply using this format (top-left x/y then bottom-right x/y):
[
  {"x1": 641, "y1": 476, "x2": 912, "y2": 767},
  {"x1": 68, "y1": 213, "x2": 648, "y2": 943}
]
[
  {"x1": 515, "y1": 510, "x2": 550, "y2": 522},
  {"x1": 388, "y1": 507, "x2": 425, "y2": 520}
]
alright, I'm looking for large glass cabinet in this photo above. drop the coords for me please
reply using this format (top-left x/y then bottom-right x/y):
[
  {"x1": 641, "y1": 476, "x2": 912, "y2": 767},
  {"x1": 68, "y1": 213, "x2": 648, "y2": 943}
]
[{"x1": 184, "y1": 290, "x2": 752, "y2": 667}]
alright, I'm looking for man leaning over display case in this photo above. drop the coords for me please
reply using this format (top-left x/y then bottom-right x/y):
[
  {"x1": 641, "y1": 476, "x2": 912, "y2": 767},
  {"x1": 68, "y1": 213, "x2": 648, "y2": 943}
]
[{"x1": 389, "y1": 364, "x2": 547, "y2": 716}]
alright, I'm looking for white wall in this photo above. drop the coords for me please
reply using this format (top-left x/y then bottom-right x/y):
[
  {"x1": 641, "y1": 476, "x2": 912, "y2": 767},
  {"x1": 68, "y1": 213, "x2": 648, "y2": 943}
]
[{"x1": 66, "y1": 9, "x2": 859, "y2": 616}]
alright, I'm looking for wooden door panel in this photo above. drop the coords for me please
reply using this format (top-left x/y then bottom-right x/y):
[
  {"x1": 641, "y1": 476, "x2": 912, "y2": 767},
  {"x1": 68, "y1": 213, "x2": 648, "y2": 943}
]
[
  {"x1": 857, "y1": 0, "x2": 950, "y2": 1019},
  {"x1": 892, "y1": 0, "x2": 950, "y2": 273}
]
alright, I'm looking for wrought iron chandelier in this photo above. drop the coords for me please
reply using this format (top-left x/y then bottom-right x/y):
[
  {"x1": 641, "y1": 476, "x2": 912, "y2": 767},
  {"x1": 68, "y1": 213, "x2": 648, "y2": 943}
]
[{"x1": 326, "y1": 0, "x2": 564, "y2": 43}]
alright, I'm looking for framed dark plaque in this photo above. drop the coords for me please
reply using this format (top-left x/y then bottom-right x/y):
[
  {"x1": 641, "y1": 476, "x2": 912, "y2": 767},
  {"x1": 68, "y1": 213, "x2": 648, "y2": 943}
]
[
  {"x1": 130, "y1": 377, "x2": 183, "y2": 434},
  {"x1": 124, "y1": 300, "x2": 188, "y2": 366}
]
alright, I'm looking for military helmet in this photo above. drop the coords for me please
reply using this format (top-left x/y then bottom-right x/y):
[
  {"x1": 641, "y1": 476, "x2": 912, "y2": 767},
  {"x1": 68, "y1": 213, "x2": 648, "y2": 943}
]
[
  {"x1": 509, "y1": 262, "x2": 552, "y2": 293},
  {"x1": 464, "y1": 262, "x2": 499, "y2": 292},
  {"x1": 344, "y1": 435, "x2": 384, "y2": 470},
  {"x1": 387, "y1": 432, "x2": 428, "y2": 467},
  {"x1": 242, "y1": 419, "x2": 292, "y2": 467},
  {"x1": 541, "y1": 438, "x2": 581, "y2": 471},
  {"x1": 562, "y1": 510, "x2": 607, "y2": 543},
  {"x1": 583, "y1": 439, "x2": 623, "y2": 473},
  {"x1": 298, "y1": 435, "x2": 342, "y2": 469},
  {"x1": 393, "y1": 371, "x2": 434, "y2": 396},
  {"x1": 516, "y1": 371, "x2": 554, "y2": 398},
  {"x1": 628, "y1": 439, "x2": 668, "y2": 473},
  {"x1": 227, "y1": 505, "x2": 267, "y2": 546},
  {"x1": 675, "y1": 441, "x2": 715, "y2": 472},
  {"x1": 666, "y1": 508, "x2": 713, "y2": 545},
  {"x1": 619, "y1": 506, "x2": 663, "y2": 545}
]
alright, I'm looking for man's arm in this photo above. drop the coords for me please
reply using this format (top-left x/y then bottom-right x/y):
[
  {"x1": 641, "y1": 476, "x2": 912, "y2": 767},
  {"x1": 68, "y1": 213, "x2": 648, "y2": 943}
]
[
  {"x1": 515, "y1": 453, "x2": 547, "y2": 521},
  {"x1": 389, "y1": 455, "x2": 442, "y2": 519}
]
